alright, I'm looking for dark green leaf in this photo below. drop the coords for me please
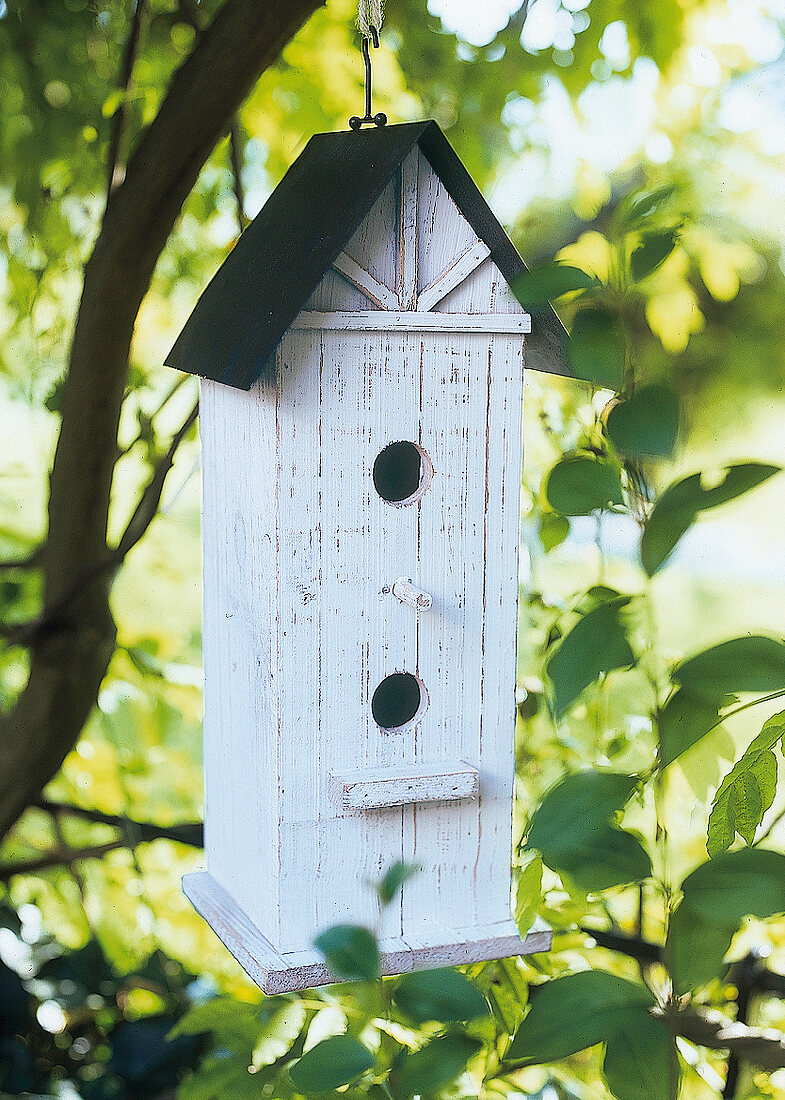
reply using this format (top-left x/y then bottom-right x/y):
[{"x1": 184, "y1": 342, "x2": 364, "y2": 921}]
[
  {"x1": 641, "y1": 463, "x2": 780, "y2": 575},
  {"x1": 707, "y1": 712, "x2": 785, "y2": 856},
  {"x1": 545, "y1": 454, "x2": 624, "y2": 517},
  {"x1": 603, "y1": 1012, "x2": 673, "y2": 1100},
  {"x1": 673, "y1": 636, "x2": 785, "y2": 702},
  {"x1": 506, "y1": 972, "x2": 653, "y2": 1064},
  {"x1": 657, "y1": 691, "x2": 723, "y2": 767},
  {"x1": 669, "y1": 848, "x2": 785, "y2": 991},
  {"x1": 546, "y1": 601, "x2": 635, "y2": 715},
  {"x1": 314, "y1": 925, "x2": 379, "y2": 982},
  {"x1": 606, "y1": 384, "x2": 680, "y2": 458},
  {"x1": 377, "y1": 861, "x2": 420, "y2": 906},
  {"x1": 288, "y1": 1035, "x2": 374, "y2": 1093},
  {"x1": 630, "y1": 229, "x2": 678, "y2": 282},
  {"x1": 539, "y1": 512, "x2": 570, "y2": 552},
  {"x1": 393, "y1": 968, "x2": 489, "y2": 1024},
  {"x1": 526, "y1": 772, "x2": 651, "y2": 891},
  {"x1": 513, "y1": 263, "x2": 597, "y2": 309},
  {"x1": 391, "y1": 1034, "x2": 482, "y2": 1097},
  {"x1": 568, "y1": 308, "x2": 626, "y2": 389}
]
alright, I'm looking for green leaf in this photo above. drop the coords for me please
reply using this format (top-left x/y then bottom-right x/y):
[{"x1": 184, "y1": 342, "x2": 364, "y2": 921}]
[
  {"x1": 539, "y1": 512, "x2": 570, "y2": 552},
  {"x1": 377, "y1": 861, "x2": 420, "y2": 906},
  {"x1": 641, "y1": 463, "x2": 780, "y2": 575},
  {"x1": 180, "y1": 1053, "x2": 267, "y2": 1100},
  {"x1": 603, "y1": 1012, "x2": 673, "y2": 1100},
  {"x1": 168, "y1": 998, "x2": 259, "y2": 1039},
  {"x1": 393, "y1": 968, "x2": 489, "y2": 1024},
  {"x1": 252, "y1": 998, "x2": 307, "y2": 1068},
  {"x1": 668, "y1": 848, "x2": 785, "y2": 992},
  {"x1": 673, "y1": 636, "x2": 785, "y2": 702},
  {"x1": 515, "y1": 853, "x2": 542, "y2": 936},
  {"x1": 657, "y1": 691, "x2": 723, "y2": 767},
  {"x1": 606, "y1": 384, "x2": 680, "y2": 459},
  {"x1": 391, "y1": 1034, "x2": 482, "y2": 1097},
  {"x1": 314, "y1": 925, "x2": 380, "y2": 982},
  {"x1": 546, "y1": 600, "x2": 635, "y2": 715},
  {"x1": 506, "y1": 972, "x2": 653, "y2": 1064},
  {"x1": 545, "y1": 454, "x2": 624, "y2": 516},
  {"x1": 568, "y1": 308, "x2": 626, "y2": 389},
  {"x1": 526, "y1": 772, "x2": 651, "y2": 892},
  {"x1": 707, "y1": 711, "x2": 785, "y2": 857},
  {"x1": 630, "y1": 229, "x2": 678, "y2": 282},
  {"x1": 288, "y1": 1035, "x2": 374, "y2": 1093},
  {"x1": 513, "y1": 263, "x2": 597, "y2": 309},
  {"x1": 619, "y1": 185, "x2": 678, "y2": 228}
]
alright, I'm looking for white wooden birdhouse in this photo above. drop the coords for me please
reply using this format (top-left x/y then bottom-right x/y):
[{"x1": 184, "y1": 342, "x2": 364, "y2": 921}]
[{"x1": 167, "y1": 121, "x2": 568, "y2": 993}]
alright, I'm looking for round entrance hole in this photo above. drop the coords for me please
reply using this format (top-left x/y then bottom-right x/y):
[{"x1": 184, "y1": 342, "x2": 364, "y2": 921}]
[
  {"x1": 371, "y1": 672, "x2": 428, "y2": 730},
  {"x1": 372, "y1": 441, "x2": 433, "y2": 506}
]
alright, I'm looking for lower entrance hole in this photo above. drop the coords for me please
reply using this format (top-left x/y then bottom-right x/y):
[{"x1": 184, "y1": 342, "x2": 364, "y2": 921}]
[{"x1": 371, "y1": 672, "x2": 427, "y2": 730}]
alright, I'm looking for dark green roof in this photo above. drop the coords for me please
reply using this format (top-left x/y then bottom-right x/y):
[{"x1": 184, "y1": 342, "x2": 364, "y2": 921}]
[{"x1": 166, "y1": 120, "x2": 567, "y2": 391}]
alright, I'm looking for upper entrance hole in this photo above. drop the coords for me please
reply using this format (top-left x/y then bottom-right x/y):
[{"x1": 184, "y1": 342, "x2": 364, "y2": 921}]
[{"x1": 372, "y1": 441, "x2": 434, "y2": 506}]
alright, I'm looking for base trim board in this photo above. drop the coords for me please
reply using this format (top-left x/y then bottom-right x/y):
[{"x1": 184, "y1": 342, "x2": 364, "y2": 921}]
[{"x1": 183, "y1": 871, "x2": 552, "y2": 994}]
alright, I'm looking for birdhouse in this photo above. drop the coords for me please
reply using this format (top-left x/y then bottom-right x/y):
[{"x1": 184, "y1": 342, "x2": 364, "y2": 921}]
[{"x1": 167, "y1": 121, "x2": 568, "y2": 993}]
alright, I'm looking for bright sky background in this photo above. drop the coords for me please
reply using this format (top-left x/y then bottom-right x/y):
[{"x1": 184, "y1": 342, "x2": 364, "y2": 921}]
[{"x1": 429, "y1": 0, "x2": 785, "y2": 236}]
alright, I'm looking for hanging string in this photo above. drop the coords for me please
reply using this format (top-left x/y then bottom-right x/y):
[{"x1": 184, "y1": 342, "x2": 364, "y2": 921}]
[{"x1": 357, "y1": 0, "x2": 384, "y2": 37}]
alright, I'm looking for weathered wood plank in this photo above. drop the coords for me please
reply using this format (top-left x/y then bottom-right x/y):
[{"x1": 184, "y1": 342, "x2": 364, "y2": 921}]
[
  {"x1": 199, "y1": 376, "x2": 280, "y2": 940},
  {"x1": 416, "y1": 149, "x2": 477, "y2": 296},
  {"x1": 330, "y1": 761, "x2": 479, "y2": 811},
  {"x1": 332, "y1": 251, "x2": 399, "y2": 310},
  {"x1": 183, "y1": 871, "x2": 551, "y2": 994},
  {"x1": 291, "y1": 311, "x2": 531, "y2": 332},
  {"x1": 398, "y1": 149, "x2": 419, "y2": 309},
  {"x1": 416, "y1": 240, "x2": 491, "y2": 312}
]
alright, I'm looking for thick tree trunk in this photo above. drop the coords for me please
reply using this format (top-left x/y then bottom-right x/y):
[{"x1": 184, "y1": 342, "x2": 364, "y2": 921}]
[{"x1": 0, "y1": 0, "x2": 324, "y2": 841}]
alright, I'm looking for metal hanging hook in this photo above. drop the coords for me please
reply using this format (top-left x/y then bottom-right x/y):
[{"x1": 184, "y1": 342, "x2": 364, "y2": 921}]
[{"x1": 349, "y1": 27, "x2": 387, "y2": 130}]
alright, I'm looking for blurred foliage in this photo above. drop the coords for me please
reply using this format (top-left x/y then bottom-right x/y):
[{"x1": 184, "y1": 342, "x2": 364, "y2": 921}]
[{"x1": 2, "y1": 0, "x2": 785, "y2": 1097}]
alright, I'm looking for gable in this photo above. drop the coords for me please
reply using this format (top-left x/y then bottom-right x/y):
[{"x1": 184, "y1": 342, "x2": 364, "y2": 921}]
[
  {"x1": 166, "y1": 121, "x2": 568, "y2": 389},
  {"x1": 304, "y1": 148, "x2": 528, "y2": 319}
]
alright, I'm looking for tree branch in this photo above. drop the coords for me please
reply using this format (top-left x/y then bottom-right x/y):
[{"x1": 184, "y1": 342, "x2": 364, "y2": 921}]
[
  {"x1": 663, "y1": 1005, "x2": 785, "y2": 1072},
  {"x1": 0, "y1": 548, "x2": 43, "y2": 571},
  {"x1": 0, "y1": 841, "x2": 126, "y2": 880},
  {"x1": 36, "y1": 798, "x2": 204, "y2": 847},
  {"x1": 229, "y1": 118, "x2": 249, "y2": 230},
  {"x1": 106, "y1": 0, "x2": 148, "y2": 204},
  {"x1": 0, "y1": 0, "x2": 324, "y2": 843},
  {"x1": 114, "y1": 398, "x2": 199, "y2": 559}
]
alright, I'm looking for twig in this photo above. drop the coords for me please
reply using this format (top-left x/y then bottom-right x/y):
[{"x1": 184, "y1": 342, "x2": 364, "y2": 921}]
[
  {"x1": 35, "y1": 798, "x2": 204, "y2": 846},
  {"x1": 0, "y1": 841, "x2": 126, "y2": 880},
  {"x1": 106, "y1": 0, "x2": 148, "y2": 204},
  {"x1": 229, "y1": 117, "x2": 249, "y2": 230},
  {"x1": 114, "y1": 399, "x2": 199, "y2": 559},
  {"x1": 2, "y1": 401, "x2": 199, "y2": 648},
  {"x1": 661, "y1": 1004, "x2": 785, "y2": 1072},
  {"x1": 581, "y1": 925, "x2": 662, "y2": 964},
  {"x1": 0, "y1": 548, "x2": 43, "y2": 570},
  {"x1": 118, "y1": 373, "x2": 190, "y2": 459}
]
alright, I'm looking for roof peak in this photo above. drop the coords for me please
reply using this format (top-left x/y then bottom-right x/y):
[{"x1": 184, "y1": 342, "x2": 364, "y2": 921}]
[{"x1": 166, "y1": 120, "x2": 567, "y2": 390}]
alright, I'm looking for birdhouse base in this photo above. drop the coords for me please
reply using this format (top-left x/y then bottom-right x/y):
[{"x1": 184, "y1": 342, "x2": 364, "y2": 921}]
[{"x1": 183, "y1": 871, "x2": 552, "y2": 994}]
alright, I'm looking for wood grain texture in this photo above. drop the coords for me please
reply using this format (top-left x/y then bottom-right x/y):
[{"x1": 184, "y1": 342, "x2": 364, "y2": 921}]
[
  {"x1": 291, "y1": 312, "x2": 531, "y2": 332},
  {"x1": 332, "y1": 251, "x2": 399, "y2": 310},
  {"x1": 195, "y1": 142, "x2": 536, "y2": 984},
  {"x1": 199, "y1": 375, "x2": 280, "y2": 938},
  {"x1": 184, "y1": 871, "x2": 551, "y2": 994},
  {"x1": 330, "y1": 761, "x2": 479, "y2": 811},
  {"x1": 417, "y1": 240, "x2": 490, "y2": 312}
]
